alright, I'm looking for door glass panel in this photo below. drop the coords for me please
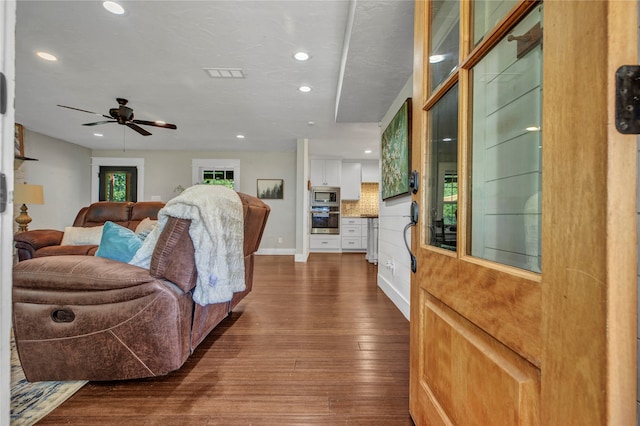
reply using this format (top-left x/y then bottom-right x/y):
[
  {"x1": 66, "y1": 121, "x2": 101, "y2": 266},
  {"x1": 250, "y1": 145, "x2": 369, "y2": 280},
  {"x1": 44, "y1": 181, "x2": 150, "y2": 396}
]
[
  {"x1": 473, "y1": 0, "x2": 518, "y2": 46},
  {"x1": 429, "y1": 1, "x2": 459, "y2": 92},
  {"x1": 470, "y1": 7, "x2": 542, "y2": 272},
  {"x1": 99, "y1": 166, "x2": 137, "y2": 202},
  {"x1": 427, "y1": 84, "x2": 458, "y2": 251}
]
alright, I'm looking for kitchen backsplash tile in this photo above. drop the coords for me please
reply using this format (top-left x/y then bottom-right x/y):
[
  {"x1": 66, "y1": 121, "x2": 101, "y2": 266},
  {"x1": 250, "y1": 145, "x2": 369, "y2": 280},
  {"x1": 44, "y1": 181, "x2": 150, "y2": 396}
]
[{"x1": 342, "y1": 183, "x2": 379, "y2": 217}]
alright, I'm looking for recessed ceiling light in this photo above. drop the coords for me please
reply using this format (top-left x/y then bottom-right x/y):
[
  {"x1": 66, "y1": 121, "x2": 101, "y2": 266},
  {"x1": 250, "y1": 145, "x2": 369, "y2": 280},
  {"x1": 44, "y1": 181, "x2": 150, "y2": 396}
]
[
  {"x1": 364, "y1": 150, "x2": 372, "y2": 154},
  {"x1": 307, "y1": 121, "x2": 315, "y2": 126},
  {"x1": 294, "y1": 51, "x2": 310, "y2": 61},
  {"x1": 236, "y1": 134, "x2": 245, "y2": 139},
  {"x1": 36, "y1": 51, "x2": 57, "y2": 61},
  {"x1": 94, "y1": 133, "x2": 103, "y2": 137},
  {"x1": 103, "y1": 1, "x2": 125, "y2": 15},
  {"x1": 429, "y1": 54, "x2": 446, "y2": 63},
  {"x1": 298, "y1": 85, "x2": 312, "y2": 93}
]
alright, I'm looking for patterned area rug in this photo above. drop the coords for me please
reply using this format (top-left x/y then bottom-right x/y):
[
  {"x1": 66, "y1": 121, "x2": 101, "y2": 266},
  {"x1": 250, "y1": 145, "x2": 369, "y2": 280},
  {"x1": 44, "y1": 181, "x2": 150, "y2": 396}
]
[{"x1": 10, "y1": 335, "x2": 87, "y2": 425}]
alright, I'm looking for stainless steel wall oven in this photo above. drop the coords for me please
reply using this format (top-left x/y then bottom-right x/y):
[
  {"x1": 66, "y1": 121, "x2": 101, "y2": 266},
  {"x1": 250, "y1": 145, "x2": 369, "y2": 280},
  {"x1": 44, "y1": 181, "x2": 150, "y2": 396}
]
[{"x1": 310, "y1": 186, "x2": 340, "y2": 234}]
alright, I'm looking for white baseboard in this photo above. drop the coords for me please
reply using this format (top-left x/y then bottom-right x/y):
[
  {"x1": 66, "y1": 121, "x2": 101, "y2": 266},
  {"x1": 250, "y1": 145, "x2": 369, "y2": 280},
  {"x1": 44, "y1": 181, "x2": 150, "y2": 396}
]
[
  {"x1": 255, "y1": 248, "x2": 296, "y2": 256},
  {"x1": 377, "y1": 274, "x2": 410, "y2": 321},
  {"x1": 294, "y1": 252, "x2": 309, "y2": 262}
]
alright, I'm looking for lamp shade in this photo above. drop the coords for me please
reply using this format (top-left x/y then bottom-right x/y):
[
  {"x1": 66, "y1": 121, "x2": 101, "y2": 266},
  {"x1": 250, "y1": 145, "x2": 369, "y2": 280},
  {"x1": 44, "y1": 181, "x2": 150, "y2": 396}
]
[{"x1": 14, "y1": 184, "x2": 44, "y2": 205}]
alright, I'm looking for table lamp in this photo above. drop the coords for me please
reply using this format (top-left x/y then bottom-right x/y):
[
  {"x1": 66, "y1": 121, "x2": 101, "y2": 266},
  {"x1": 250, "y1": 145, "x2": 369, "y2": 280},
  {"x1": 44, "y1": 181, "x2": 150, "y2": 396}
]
[{"x1": 14, "y1": 183, "x2": 44, "y2": 232}]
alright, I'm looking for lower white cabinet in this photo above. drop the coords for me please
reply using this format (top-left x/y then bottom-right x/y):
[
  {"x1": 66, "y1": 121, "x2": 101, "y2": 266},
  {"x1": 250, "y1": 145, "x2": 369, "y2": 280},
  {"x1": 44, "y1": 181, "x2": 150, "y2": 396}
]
[
  {"x1": 310, "y1": 234, "x2": 341, "y2": 251},
  {"x1": 341, "y1": 217, "x2": 366, "y2": 251}
]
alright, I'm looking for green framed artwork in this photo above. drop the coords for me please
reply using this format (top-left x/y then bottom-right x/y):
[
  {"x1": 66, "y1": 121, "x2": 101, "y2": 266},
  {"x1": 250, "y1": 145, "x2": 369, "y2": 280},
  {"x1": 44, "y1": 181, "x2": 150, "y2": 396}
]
[{"x1": 381, "y1": 98, "x2": 412, "y2": 200}]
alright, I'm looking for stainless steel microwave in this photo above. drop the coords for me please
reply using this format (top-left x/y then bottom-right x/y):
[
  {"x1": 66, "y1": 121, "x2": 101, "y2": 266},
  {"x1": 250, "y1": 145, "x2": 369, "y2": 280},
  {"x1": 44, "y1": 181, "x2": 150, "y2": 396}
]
[{"x1": 311, "y1": 186, "x2": 340, "y2": 206}]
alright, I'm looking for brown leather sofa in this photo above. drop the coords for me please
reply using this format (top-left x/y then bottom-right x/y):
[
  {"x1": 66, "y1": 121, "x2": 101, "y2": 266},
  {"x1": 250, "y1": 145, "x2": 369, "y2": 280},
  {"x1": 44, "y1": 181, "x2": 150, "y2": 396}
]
[
  {"x1": 12, "y1": 192, "x2": 270, "y2": 381},
  {"x1": 13, "y1": 201, "x2": 165, "y2": 261}
]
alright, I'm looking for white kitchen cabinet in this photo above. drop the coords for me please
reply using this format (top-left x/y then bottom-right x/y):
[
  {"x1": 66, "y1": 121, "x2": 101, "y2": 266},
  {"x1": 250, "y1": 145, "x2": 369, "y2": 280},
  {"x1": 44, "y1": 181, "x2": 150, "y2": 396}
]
[
  {"x1": 361, "y1": 160, "x2": 380, "y2": 183},
  {"x1": 341, "y1": 217, "x2": 366, "y2": 251},
  {"x1": 310, "y1": 234, "x2": 341, "y2": 251},
  {"x1": 310, "y1": 159, "x2": 341, "y2": 187},
  {"x1": 341, "y1": 162, "x2": 362, "y2": 200}
]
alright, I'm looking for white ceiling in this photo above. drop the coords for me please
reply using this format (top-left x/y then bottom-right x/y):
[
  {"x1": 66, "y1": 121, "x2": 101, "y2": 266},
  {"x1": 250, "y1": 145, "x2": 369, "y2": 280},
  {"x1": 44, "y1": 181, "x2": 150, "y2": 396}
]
[{"x1": 14, "y1": 0, "x2": 414, "y2": 160}]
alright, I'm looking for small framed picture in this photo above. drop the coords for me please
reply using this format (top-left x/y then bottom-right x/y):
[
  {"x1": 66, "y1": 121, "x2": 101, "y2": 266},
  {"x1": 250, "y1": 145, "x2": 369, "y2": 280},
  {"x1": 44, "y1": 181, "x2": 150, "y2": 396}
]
[
  {"x1": 14, "y1": 123, "x2": 24, "y2": 157},
  {"x1": 257, "y1": 179, "x2": 284, "y2": 199}
]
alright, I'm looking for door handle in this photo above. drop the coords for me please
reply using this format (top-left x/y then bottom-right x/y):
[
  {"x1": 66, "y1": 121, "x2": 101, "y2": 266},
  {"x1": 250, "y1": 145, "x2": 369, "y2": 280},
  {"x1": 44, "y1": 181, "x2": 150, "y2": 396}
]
[{"x1": 403, "y1": 201, "x2": 418, "y2": 273}]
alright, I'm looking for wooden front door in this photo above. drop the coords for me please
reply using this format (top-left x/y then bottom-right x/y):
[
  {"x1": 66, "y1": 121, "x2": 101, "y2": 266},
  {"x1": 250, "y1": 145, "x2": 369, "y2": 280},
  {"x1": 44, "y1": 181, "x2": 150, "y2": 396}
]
[{"x1": 409, "y1": 1, "x2": 637, "y2": 424}]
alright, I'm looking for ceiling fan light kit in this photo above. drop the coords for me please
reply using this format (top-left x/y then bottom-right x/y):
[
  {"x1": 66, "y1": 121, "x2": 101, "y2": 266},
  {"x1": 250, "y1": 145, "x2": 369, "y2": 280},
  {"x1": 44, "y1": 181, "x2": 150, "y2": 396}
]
[{"x1": 58, "y1": 98, "x2": 177, "y2": 136}]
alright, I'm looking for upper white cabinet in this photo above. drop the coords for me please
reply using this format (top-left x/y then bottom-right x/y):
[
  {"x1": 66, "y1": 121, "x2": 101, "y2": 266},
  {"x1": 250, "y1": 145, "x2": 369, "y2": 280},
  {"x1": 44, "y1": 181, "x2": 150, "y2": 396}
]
[
  {"x1": 341, "y1": 162, "x2": 362, "y2": 200},
  {"x1": 311, "y1": 159, "x2": 341, "y2": 187},
  {"x1": 361, "y1": 160, "x2": 380, "y2": 183}
]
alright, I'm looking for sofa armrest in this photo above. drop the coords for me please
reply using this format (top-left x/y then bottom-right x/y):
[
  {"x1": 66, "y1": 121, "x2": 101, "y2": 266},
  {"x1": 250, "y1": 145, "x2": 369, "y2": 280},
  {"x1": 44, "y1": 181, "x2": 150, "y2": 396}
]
[
  {"x1": 150, "y1": 217, "x2": 197, "y2": 293},
  {"x1": 14, "y1": 229, "x2": 64, "y2": 261}
]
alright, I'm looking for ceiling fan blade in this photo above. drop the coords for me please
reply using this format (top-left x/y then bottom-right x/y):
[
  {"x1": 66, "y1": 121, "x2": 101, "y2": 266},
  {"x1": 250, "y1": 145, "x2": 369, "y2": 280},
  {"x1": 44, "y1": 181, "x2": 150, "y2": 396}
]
[
  {"x1": 133, "y1": 119, "x2": 177, "y2": 130},
  {"x1": 127, "y1": 122, "x2": 152, "y2": 136},
  {"x1": 58, "y1": 104, "x2": 110, "y2": 118},
  {"x1": 83, "y1": 120, "x2": 116, "y2": 126}
]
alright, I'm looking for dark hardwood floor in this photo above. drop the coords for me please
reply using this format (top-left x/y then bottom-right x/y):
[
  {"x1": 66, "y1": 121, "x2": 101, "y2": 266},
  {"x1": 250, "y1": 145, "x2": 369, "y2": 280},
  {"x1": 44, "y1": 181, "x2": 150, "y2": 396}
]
[{"x1": 40, "y1": 253, "x2": 413, "y2": 425}]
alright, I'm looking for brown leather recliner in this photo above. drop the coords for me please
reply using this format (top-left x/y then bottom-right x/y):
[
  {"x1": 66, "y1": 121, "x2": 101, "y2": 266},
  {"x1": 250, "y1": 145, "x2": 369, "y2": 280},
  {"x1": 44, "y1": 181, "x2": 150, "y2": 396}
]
[{"x1": 12, "y1": 192, "x2": 270, "y2": 381}]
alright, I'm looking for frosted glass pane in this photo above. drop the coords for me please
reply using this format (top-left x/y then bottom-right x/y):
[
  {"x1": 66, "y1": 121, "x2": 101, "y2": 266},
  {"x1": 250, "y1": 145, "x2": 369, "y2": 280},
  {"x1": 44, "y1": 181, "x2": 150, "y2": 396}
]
[{"x1": 470, "y1": 7, "x2": 542, "y2": 272}]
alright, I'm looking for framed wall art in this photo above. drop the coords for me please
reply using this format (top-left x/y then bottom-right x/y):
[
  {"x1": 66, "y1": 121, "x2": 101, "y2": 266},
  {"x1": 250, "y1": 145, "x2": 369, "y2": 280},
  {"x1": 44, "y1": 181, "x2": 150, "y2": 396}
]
[
  {"x1": 257, "y1": 179, "x2": 284, "y2": 200},
  {"x1": 381, "y1": 98, "x2": 411, "y2": 200},
  {"x1": 14, "y1": 123, "x2": 24, "y2": 157}
]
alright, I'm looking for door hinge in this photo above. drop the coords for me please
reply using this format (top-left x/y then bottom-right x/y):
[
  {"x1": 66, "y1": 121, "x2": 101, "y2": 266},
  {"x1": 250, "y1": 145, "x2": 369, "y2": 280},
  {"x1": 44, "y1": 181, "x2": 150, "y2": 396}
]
[
  {"x1": 0, "y1": 72, "x2": 6, "y2": 114},
  {"x1": 0, "y1": 173, "x2": 7, "y2": 213},
  {"x1": 615, "y1": 65, "x2": 640, "y2": 134}
]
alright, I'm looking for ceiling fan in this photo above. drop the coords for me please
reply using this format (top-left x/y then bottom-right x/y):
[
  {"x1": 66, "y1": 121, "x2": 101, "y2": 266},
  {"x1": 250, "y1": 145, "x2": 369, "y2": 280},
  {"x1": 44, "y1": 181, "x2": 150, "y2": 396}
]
[{"x1": 57, "y1": 98, "x2": 177, "y2": 136}]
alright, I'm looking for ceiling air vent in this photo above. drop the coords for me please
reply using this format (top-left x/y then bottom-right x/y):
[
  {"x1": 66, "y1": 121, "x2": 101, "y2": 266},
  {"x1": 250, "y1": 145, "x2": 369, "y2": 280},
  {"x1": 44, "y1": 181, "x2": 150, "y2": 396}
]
[{"x1": 204, "y1": 68, "x2": 246, "y2": 78}]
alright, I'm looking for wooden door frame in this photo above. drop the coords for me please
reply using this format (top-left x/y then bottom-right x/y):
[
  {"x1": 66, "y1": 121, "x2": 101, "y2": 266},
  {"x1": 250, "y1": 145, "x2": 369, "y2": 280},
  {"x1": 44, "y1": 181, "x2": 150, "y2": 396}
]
[
  {"x1": 541, "y1": 1, "x2": 637, "y2": 424},
  {"x1": 410, "y1": 1, "x2": 638, "y2": 424}
]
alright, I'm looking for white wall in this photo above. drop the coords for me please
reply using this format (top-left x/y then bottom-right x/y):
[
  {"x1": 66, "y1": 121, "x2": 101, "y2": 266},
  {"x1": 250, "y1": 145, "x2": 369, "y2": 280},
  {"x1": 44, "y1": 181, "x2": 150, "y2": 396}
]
[
  {"x1": 377, "y1": 76, "x2": 413, "y2": 320},
  {"x1": 17, "y1": 129, "x2": 91, "y2": 230},
  {"x1": 1, "y1": 2, "x2": 16, "y2": 423},
  {"x1": 92, "y1": 149, "x2": 297, "y2": 253}
]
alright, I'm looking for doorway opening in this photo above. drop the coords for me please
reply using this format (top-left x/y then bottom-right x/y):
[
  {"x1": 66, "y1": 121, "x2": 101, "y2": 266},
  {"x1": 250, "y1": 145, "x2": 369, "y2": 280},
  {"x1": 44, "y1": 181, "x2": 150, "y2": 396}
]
[{"x1": 98, "y1": 166, "x2": 137, "y2": 202}]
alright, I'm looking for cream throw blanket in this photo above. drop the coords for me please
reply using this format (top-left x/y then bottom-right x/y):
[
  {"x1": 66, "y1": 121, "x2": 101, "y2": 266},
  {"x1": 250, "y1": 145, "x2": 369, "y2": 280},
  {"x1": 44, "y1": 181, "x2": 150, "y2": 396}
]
[{"x1": 129, "y1": 185, "x2": 245, "y2": 306}]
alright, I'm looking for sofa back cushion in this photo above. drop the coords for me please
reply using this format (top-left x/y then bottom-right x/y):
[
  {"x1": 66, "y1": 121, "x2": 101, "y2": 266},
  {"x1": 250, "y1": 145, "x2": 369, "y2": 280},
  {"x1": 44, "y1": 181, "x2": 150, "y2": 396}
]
[
  {"x1": 130, "y1": 202, "x2": 164, "y2": 230},
  {"x1": 72, "y1": 201, "x2": 165, "y2": 230},
  {"x1": 77, "y1": 202, "x2": 132, "y2": 228}
]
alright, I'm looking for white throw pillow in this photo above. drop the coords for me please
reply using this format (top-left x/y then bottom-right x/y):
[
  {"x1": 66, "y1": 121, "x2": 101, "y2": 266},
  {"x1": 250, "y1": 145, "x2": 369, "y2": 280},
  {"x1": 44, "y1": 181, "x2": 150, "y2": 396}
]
[
  {"x1": 134, "y1": 217, "x2": 157, "y2": 235},
  {"x1": 60, "y1": 226, "x2": 104, "y2": 246}
]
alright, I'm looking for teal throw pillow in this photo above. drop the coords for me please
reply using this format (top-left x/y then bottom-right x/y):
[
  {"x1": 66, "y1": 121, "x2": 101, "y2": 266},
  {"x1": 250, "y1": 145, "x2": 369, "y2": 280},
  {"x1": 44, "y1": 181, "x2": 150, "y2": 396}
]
[{"x1": 95, "y1": 221, "x2": 143, "y2": 263}]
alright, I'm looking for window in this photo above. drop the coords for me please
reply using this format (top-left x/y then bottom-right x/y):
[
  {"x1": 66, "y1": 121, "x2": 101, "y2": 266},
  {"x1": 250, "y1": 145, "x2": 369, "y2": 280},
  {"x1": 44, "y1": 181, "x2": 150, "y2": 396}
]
[
  {"x1": 426, "y1": 84, "x2": 458, "y2": 251},
  {"x1": 470, "y1": 8, "x2": 542, "y2": 272},
  {"x1": 192, "y1": 159, "x2": 240, "y2": 191},
  {"x1": 201, "y1": 168, "x2": 235, "y2": 189}
]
